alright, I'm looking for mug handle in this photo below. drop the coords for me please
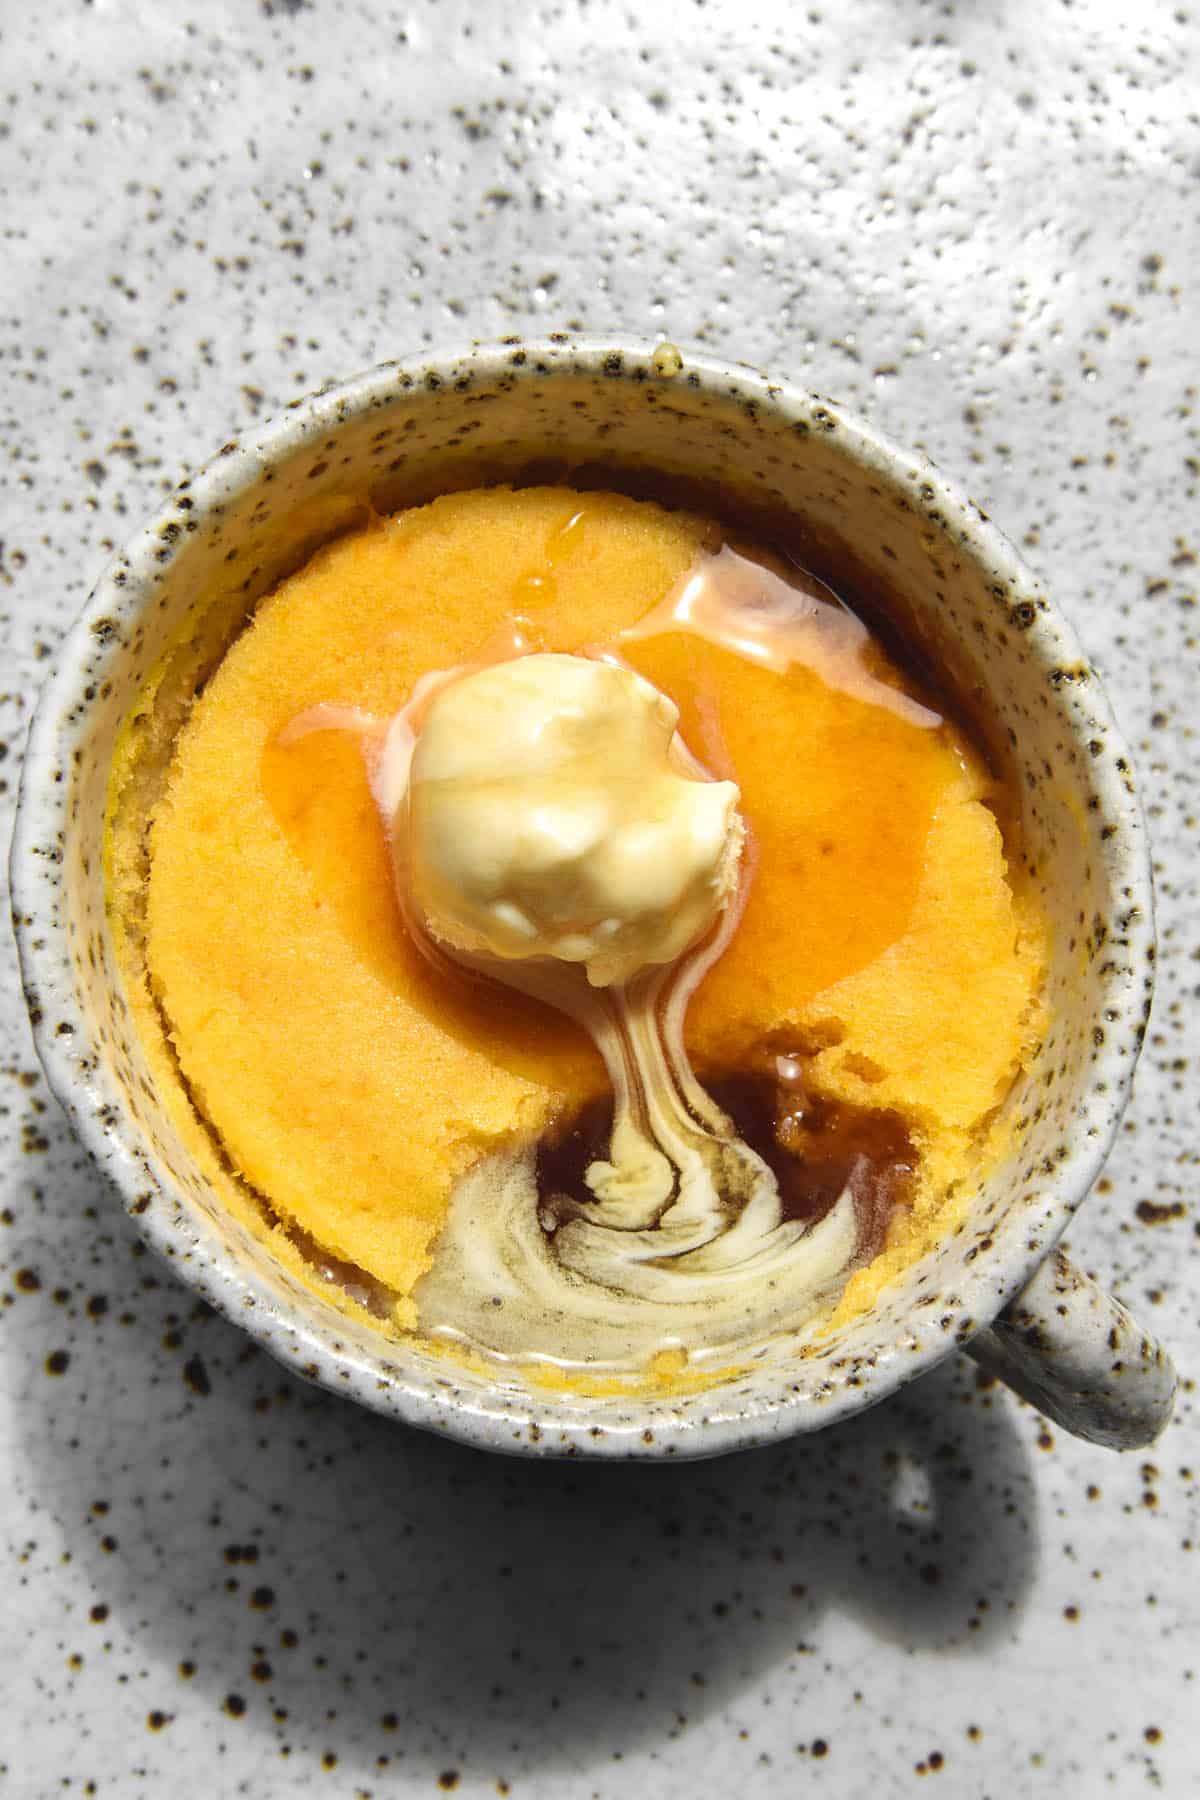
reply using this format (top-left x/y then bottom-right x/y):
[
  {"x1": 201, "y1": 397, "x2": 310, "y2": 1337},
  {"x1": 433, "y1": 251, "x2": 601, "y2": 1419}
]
[{"x1": 966, "y1": 1249, "x2": 1176, "y2": 1450}]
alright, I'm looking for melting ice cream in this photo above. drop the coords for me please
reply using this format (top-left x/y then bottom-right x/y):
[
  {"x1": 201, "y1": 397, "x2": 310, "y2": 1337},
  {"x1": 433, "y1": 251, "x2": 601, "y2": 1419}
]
[{"x1": 402, "y1": 654, "x2": 743, "y2": 988}]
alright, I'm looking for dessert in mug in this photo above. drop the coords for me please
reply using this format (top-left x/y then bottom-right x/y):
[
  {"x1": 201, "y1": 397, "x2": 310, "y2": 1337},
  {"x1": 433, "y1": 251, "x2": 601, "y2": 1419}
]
[{"x1": 105, "y1": 486, "x2": 1046, "y2": 1390}]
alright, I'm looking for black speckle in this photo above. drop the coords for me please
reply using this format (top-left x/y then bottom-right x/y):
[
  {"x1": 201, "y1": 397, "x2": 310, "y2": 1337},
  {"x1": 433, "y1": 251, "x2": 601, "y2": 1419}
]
[{"x1": 1136, "y1": 1200, "x2": 1184, "y2": 1225}]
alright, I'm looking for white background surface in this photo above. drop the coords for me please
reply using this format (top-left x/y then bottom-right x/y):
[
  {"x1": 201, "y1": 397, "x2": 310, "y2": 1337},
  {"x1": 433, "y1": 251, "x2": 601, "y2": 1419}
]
[{"x1": 2, "y1": 2, "x2": 1197, "y2": 1795}]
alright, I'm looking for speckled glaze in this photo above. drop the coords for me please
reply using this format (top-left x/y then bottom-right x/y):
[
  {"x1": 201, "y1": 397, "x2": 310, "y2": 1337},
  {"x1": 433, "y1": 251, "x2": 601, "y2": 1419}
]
[
  {"x1": 970, "y1": 1250, "x2": 1175, "y2": 1450},
  {"x1": 11, "y1": 337, "x2": 1174, "y2": 1459}
]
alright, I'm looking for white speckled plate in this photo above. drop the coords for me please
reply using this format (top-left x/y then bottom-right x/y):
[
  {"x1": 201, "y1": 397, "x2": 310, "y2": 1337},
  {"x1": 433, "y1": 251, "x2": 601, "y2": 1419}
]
[{"x1": 1, "y1": 2, "x2": 1196, "y2": 1795}]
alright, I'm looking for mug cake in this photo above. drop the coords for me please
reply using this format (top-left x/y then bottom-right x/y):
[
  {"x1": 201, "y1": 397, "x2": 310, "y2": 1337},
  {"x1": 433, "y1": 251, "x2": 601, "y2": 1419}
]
[{"x1": 105, "y1": 482, "x2": 1047, "y2": 1391}]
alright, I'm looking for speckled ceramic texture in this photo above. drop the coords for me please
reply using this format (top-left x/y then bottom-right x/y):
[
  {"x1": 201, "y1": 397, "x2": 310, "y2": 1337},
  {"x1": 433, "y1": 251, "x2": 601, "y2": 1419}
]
[
  {"x1": 970, "y1": 1249, "x2": 1174, "y2": 1449},
  {"x1": 3, "y1": 4, "x2": 1196, "y2": 1795},
  {"x1": 12, "y1": 336, "x2": 1168, "y2": 1457}
]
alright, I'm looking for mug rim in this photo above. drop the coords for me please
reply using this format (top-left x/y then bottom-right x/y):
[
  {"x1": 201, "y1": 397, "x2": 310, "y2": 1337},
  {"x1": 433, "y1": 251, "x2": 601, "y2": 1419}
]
[{"x1": 10, "y1": 334, "x2": 1157, "y2": 1458}]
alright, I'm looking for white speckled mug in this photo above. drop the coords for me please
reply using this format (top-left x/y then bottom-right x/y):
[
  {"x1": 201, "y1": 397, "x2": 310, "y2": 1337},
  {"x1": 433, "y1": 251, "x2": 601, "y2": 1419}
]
[{"x1": 10, "y1": 337, "x2": 1176, "y2": 1458}]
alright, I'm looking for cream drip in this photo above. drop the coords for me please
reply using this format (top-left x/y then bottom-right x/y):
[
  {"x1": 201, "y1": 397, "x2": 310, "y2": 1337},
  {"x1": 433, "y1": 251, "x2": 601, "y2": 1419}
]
[{"x1": 410, "y1": 937, "x2": 866, "y2": 1369}]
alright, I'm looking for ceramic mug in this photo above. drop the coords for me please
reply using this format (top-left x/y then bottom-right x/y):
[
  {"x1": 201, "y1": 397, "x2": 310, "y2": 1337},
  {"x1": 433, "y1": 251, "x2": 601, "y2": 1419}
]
[{"x1": 10, "y1": 336, "x2": 1176, "y2": 1458}]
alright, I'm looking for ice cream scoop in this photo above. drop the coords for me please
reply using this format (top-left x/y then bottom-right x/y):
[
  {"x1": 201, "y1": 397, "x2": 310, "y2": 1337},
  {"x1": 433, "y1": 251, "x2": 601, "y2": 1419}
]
[{"x1": 402, "y1": 652, "x2": 743, "y2": 987}]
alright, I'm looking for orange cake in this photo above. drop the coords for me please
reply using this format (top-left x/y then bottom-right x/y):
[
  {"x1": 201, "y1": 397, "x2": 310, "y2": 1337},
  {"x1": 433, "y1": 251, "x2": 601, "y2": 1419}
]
[{"x1": 105, "y1": 486, "x2": 1046, "y2": 1360}]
